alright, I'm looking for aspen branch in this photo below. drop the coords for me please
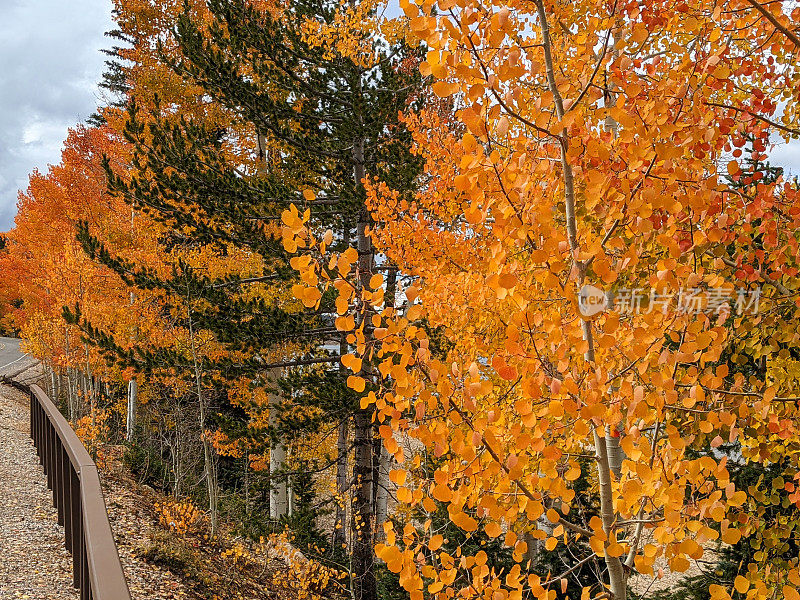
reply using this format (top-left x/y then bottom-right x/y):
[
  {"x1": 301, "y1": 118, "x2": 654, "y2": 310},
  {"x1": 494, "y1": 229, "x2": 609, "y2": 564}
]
[
  {"x1": 704, "y1": 249, "x2": 793, "y2": 296},
  {"x1": 705, "y1": 102, "x2": 800, "y2": 137},
  {"x1": 448, "y1": 400, "x2": 594, "y2": 539},
  {"x1": 543, "y1": 552, "x2": 599, "y2": 587},
  {"x1": 742, "y1": 0, "x2": 800, "y2": 50}
]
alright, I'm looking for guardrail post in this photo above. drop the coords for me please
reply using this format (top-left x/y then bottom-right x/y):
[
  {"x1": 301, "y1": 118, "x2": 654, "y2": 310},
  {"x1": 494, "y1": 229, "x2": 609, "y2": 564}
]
[
  {"x1": 48, "y1": 422, "x2": 55, "y2": 495},
  {"x1": 56, "y1": 444, "x2": 64, "y2": 526},
  {"x1": 71, "y1": 467, "x2": 81, "y2": 589},
  {"x1": 61, "y1": 448, "x2": 70, "y2": 539},
  {"x1": 81, "y1": 536, "x2": 90, "y2": 600},
  {"x1": 45, "y1": 419, "x2": 51, "y2": 480}
]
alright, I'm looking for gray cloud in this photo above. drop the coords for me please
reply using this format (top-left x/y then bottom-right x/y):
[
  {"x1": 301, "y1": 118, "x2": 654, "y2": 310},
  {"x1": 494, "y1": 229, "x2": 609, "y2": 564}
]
[{"x1": 0, "y1": 0, "x2": 114, "y2": 231}]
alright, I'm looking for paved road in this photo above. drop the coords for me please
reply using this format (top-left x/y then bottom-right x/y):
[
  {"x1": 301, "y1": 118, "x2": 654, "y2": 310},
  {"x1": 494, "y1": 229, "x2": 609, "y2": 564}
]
[
  {"x1": 0, "y1": 337, "x2": 42, "y2": 385},
  {"x1": 0, "y1": 337, "x2": 25, "y2": 370}
]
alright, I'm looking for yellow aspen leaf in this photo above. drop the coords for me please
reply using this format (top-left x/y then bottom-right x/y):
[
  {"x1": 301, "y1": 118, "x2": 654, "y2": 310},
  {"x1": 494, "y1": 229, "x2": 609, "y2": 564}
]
[
  {"x1": 341, "y1": 354, "x2": 362, "y2": 372},
  {"x1": 301, "y1": 287, "x2": 321, "y2": 307},
  {"x1": 335, "y1": 314, "x2": 355, "y2": 331},
  {"x1": 303, "y1": 189, "x2": 316, "y2": 201},
  {"x1": 432, "y1": 81, "x2": 457, "y2": 97},
  {"x1": 397, "y1": 487, "x2": 413, "y2": 504},
  {"x1": 545, "y1": 537, "x2": 558, "y2": 551},
  {"x1": 783, "y1": 586, "x2": 800, "y2": 600},
  {"x1": 498, "y1": 273, "x2": 517, "y2": 289},
  {"x1": 407, "y1": 304, "x2": 423, "y2": 320},
  {"x1": 432, "y1": 484, "x2": 452, "y2": 502},
  {"x1": 452, "y1": 511, "x2": 478, "y2": 532},
  {"x1": 721, "y1": 528, "x2": 741, "y2": 544},
  {"x1": 733, "y1": 576, "x2": 749, "y2": 594},
  {"x1": 429, "y1": 535, "x2": 444, "y2": 551},
  {"x1": 670, "y1": 556, "x2": 690, "y2": 572},
  {"x1": 347, "y1": 376, "x2": 366, "y2": 392},
  {"x1": 390, "y1": 469, "x2": 407, "y2": 485},
  {"x1": 484, "y1": 521, "x2": 502, "y2": 538},
  {"x1": 370, "y1": 273, "x2": 384, "y2": 289},
  {"x1": 709, "y1": 585, "x2": 731, "y2": 600},
  {"x1": 589, "y1": 536, "x2": 605, "y2": 556},
  {"x1": 496, "y1": 116, "x2": 509, "y2": 137}
]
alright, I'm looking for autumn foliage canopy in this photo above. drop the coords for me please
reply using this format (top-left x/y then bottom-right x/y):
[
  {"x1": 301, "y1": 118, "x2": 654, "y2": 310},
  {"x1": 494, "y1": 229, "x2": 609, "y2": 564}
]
[{"x1": 2, "y1": 0, "x2": 800, "y2": 599}]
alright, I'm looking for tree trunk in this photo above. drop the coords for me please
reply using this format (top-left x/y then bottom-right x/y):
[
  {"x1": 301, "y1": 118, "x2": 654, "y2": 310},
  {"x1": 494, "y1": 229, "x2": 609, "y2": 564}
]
[
  {"x1": 533, "y1": 0, "x2": 627, "y2": 594},
  {"x1": 268, "y1": 368, "x2": 289, "y2": 519},
  {"x1": 127, "y1": 289, "x2": 138, "y2": 443},
  {"x1": 374, "y1": 442, "x2": 389, "y2": 543},
  {"x1": 333, "y1": 416, "x2": 349, "y2": 551},
  {"x1": 352, "y1": 407, "x2": 376, "y2": 600},
  {"x1": 351, "y1": 127, "x2": 377, "y2": 600},
  {"x1": 606, "y1": 426, "x2": 624, "y2": 479},
  {"x1": 49, "y1": 366, "x2": 58, "y2": 402},
  {"x1": 594, "y1": 430, "x2": 627, "y2": 599},
  {"x1": 127, "y1": 378, "x2": 138, "y2": 442},
  {"x1": 374, "y1": 264, "x2": 397, "y2": 543}
]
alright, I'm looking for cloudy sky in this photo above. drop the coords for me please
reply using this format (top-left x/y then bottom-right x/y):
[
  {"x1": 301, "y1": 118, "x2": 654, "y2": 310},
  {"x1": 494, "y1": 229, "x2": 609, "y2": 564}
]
[
  {"x1": 0, "y1": 1, "x2": 798, "y2": 234},
  {"x1": 0, "y1": 0, "x2": 114, "y2": 231}
]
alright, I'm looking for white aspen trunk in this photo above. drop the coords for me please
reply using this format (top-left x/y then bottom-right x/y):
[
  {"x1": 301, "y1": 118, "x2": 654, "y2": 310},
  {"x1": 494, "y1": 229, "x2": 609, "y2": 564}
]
[
  {"x1": 54, "y1": 368, "x2": 62, "y2": 405},
  {"x1": 606, "y1": 426, "x2": 624, "y2": 479},
  {"x1": 603, "y1": 28, "x2": 626, "y2": 486},
  {"x1": 126, "y1": 289, "x2": 137, "y2": 442},
  {"x1": 375, "y1": 264, "x2": 397, "y2": 543},
  {"x1": 268, "y1": 368, "x2": 288, "y2": 519},
  {"x1": 49, "y1": 365, "x2": 57, "y2": 401},
  {"x1": 255, "y1": 129, "x2": 289, "y2": 521},
  {"x1": 65, "y1": 327, "x2": 75, "y2": 419},
  {"x1": 67, "y1": 367, "x2": 76, "y2": 420},
  {"x1": 594, "y1": 430, "x2": 628, "y2": 598},
  {"x1": 523, "y1": 531, "x2": 541, "y2": 565},
  {"x1": 126, "y1": 379, "x2": 138, "y2": 442}
]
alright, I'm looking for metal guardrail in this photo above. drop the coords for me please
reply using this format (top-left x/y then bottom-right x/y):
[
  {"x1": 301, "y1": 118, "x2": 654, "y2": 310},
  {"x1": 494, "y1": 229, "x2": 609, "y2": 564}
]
[{"x1": 17, "y1": 381, "x2": 132, "y2": 600}]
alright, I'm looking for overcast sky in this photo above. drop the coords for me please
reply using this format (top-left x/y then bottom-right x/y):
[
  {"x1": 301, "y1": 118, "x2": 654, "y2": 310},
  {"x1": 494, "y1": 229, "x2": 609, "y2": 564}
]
[
  {"x1": 0, "y1": 0, "x2": 114, "y2": 231},
  {"x1": 0, "y1": 1, "x2": 798, "y2": 234}
]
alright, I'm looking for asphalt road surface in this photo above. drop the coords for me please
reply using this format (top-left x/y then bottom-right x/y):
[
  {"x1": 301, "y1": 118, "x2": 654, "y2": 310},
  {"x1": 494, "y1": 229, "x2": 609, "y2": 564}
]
[{"x1": 0, "y1": 337, "x2": 25, "y2": 371}]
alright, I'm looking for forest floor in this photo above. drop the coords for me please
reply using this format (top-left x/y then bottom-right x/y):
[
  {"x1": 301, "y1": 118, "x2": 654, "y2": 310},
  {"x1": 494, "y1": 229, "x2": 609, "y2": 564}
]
[{"x1": 99, "y1": 456, "x2": 299, "y2": 600}]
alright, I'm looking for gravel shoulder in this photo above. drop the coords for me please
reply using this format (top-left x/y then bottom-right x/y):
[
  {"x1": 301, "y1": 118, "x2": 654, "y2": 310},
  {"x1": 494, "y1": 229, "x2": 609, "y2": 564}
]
[{"x1": 0, "y1": 386, "x2": 79, "y2": 600}]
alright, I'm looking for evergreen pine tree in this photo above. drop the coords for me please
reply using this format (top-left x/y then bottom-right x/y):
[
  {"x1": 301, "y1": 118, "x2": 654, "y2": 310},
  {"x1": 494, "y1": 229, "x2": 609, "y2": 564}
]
[{"x1": 72, "y1": 1, "x2": 423, "y2": 598}]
